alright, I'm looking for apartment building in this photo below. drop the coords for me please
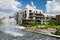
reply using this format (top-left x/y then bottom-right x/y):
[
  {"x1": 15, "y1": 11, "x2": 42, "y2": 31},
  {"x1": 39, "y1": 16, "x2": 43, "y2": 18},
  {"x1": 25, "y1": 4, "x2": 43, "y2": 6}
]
[
  {"x1": 43, "y1": 14, "x2": 56, "y2": 24},
  {"x1": 16, "y1": 7, "x2": 57, "y2": 24},
  {"x1": 16, "y1": 7, "x2": 44, "y2": 24}
]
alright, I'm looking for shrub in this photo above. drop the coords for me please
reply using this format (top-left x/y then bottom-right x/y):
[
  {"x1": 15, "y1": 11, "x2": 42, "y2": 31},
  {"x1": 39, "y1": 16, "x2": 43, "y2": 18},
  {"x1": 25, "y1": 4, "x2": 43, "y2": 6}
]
[
  {"x1": 48, "y1": 19, "x2": 56, "y2": 25},
  {"x1": 55, "y1": 28, "x2": 60, "y2": 35}
]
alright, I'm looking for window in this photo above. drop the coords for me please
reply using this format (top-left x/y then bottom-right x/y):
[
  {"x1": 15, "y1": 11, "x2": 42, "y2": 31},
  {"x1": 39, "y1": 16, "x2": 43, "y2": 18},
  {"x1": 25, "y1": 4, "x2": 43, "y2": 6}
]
[
  {"x1": 36, "y1": 11, "x2": 37, "y2": 13},
  {"x1": 29, "y1": 10, "x2": 32, "y2": 13},
  {"x1": 33, "y1": 11, "x2": 35, "y2": 13},
  {"x1": 23, "y1": 14, "x2": 24, "y2": 18},
  {"x1": 29, "y1": 13, "x2": 33, "y2": 15},
  {"x1": 25, "y1": 11, "x2": 26, "y2": 13},
  {"x1": 29, "y1": 17, "x2": 33, "y2": 19},
  {"x1": 39, "y1": 12, "x2": 41, "y2": 13},
  {"x1": 46, "y1": 17, "x2": 49, "y2": 19},
  {"x1": 43, "y1": 17, "x2": 45, "y2": 19}
]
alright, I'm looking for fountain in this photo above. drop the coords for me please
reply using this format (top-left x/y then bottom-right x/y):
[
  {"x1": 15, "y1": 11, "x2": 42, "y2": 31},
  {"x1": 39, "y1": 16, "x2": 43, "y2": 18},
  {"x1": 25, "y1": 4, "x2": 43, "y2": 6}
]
[{"x1": 0, "y1": 17, "x2": 25, "y2": 36}]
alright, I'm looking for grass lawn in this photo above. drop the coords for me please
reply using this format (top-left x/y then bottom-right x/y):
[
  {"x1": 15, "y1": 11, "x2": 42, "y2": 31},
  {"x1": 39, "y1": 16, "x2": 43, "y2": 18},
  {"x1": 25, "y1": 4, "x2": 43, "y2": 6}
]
[{"x1": 40, "y1": 24, "x2": 60, "y2": 29}]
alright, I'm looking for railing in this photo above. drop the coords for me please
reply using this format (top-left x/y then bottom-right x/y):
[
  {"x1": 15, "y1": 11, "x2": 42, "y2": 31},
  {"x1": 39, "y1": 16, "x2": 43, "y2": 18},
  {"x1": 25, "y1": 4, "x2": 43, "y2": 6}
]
[{"x1": 35, "y1": 16, "x2": 43, "y2": 17}]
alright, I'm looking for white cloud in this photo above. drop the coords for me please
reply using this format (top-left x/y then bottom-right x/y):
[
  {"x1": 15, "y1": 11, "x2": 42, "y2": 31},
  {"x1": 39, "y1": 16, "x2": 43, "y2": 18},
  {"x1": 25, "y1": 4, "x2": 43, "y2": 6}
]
[
  {"x1": 46, "y1": 0, "x2": 60, "y2": 14},
  {"x1": 0, "y1": 0, "x2": 21, "y2": 17},
  {"x1": 0, "y1": 11, "x2": 7, "y2": 18},
  {"x1": 25, "y1": 4, "x2": 31, "y2": 8},
  {"x1": 25, "y1": 1, "x2": 36, "y2": 9}
]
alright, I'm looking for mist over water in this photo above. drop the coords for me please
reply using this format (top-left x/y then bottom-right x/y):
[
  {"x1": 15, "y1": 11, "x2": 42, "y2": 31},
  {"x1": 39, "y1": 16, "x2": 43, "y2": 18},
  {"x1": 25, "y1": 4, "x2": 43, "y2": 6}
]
[{"x1": 0, "y1": 17, "x2": 24, "y2": 36}]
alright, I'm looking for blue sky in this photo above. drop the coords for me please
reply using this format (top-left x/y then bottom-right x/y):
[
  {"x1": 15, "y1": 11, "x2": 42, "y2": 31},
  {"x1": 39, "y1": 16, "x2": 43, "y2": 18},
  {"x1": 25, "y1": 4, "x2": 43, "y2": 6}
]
[{"x1": 17, "y1": 0, "x2": 47, "y2": 13}]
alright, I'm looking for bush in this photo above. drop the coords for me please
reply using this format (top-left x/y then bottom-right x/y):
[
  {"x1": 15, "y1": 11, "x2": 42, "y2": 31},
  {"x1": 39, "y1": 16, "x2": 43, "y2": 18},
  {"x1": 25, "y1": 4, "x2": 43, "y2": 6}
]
[
  {"x1": 48, "y1": 19, "x2": 56, "y2": 25},
  {"x1": 26, "y1": 20, "x2": 40, "y2": 27},
  {"x1": 55, "y1": 28, "x2": 60, "y2": 35}
]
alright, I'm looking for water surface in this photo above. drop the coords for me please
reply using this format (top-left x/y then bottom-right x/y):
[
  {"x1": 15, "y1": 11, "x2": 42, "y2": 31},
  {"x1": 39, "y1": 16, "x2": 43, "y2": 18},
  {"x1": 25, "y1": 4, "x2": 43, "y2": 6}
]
[{"x1": 0, "y1": 29, "x2": 60, "y2": 40}]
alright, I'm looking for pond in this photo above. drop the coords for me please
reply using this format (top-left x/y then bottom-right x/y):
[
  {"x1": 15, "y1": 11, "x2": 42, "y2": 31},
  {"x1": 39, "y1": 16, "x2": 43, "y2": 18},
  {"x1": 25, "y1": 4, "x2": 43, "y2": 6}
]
[{"x1": 0, "y1": 29, "x2": 60, "y2": 40}]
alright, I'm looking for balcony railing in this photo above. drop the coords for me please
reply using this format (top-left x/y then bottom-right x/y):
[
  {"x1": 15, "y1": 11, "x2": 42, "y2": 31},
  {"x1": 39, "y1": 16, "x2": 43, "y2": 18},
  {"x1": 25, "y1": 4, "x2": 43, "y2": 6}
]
[{"x1": 35, "y1": 16, "x2": 43, "y2": 17}]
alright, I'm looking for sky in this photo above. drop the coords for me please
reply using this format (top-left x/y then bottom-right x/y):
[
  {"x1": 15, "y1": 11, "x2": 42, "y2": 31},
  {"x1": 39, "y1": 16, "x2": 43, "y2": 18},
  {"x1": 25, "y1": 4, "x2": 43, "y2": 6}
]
[
  {"x1": 17, "y1": 0, "x2": 47, "y2": 13},
  {"x1": 0, "y1": 0, "x2": 60, "y2": 17},
  {"x1": 46, "y1": 0, "x2": 60, "y2": 14}
]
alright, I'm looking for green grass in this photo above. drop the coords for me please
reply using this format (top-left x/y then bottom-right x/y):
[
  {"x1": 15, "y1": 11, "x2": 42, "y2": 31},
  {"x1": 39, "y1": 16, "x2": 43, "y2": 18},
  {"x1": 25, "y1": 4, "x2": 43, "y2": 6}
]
[{"x1": 39, "y1": 24, "x2": 60, "y2": 29}]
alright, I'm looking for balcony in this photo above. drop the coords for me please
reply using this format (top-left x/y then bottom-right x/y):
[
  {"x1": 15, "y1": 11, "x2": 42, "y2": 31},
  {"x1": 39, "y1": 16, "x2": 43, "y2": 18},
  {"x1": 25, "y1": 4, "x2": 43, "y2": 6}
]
[
  {"x1": 35, "y1": 16, "x2": 43, "y2": 17},
  {"x1": 29, "y1": 15, "x2": 33, "y2": 17}
]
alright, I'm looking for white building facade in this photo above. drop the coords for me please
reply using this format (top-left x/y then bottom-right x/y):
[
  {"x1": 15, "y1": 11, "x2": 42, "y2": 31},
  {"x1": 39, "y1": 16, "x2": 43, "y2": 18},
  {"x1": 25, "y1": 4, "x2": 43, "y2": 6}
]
[{"x1": 16, "y1": 7, "x2": 44, "y2": 24}]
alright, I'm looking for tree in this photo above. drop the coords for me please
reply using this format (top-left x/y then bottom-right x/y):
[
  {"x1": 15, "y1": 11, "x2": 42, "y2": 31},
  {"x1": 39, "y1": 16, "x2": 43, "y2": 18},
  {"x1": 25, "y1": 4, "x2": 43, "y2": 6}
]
[
  {"x1": 48, "y1": 19, "x2": 56, "y2": 25},
  {"x1": 28, "y1": 20, "x2": 39, "y2": 27}
]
